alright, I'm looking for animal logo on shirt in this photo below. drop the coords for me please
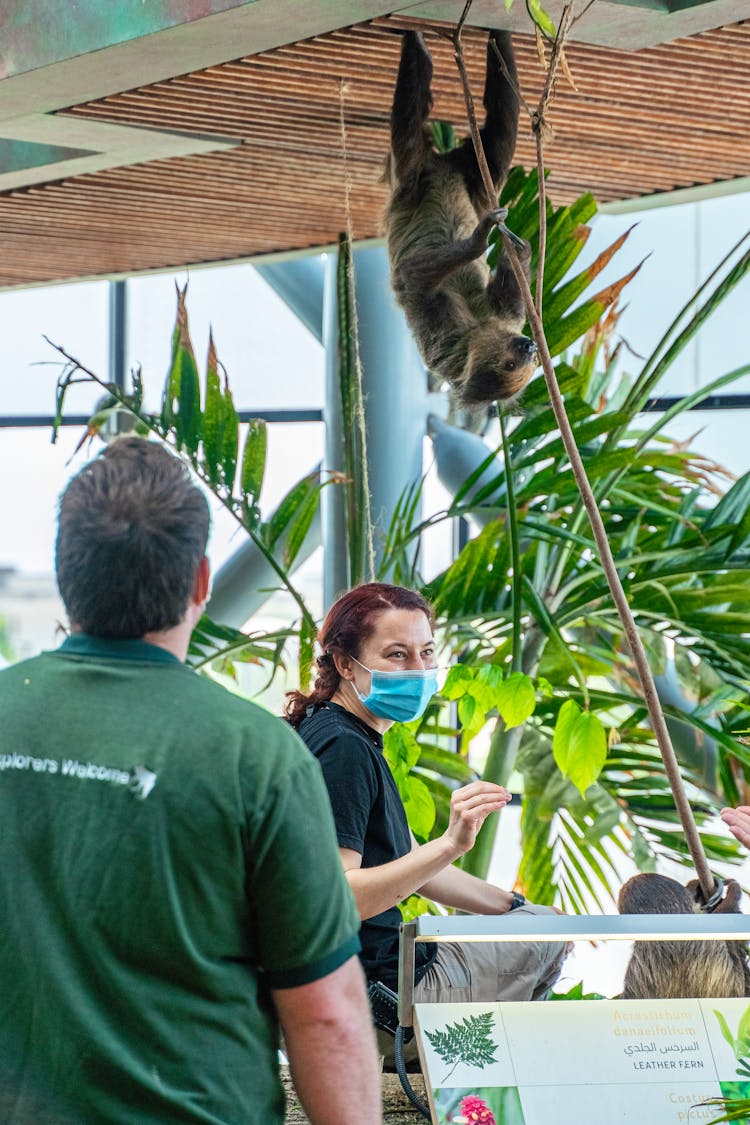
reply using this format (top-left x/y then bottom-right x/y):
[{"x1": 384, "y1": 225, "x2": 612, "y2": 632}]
[{"x1": 129, "y1": 765, "x2": 157, "y2": 800}]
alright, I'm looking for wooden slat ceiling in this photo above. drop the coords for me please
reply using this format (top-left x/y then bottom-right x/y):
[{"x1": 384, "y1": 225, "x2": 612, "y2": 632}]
[{"x1": 0, "y1": 16, "x2": 748, "y2": 289}]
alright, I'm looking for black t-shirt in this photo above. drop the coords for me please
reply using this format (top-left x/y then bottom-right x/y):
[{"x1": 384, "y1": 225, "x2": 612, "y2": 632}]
[{"x1": 296, "y1": 701, "x2": 437, "y2": 991}]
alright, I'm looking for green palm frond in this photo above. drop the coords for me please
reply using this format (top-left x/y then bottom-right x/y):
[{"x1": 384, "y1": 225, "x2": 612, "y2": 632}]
[{"x1": 378, "y1": 171, "x2": 750, "y2": 896}]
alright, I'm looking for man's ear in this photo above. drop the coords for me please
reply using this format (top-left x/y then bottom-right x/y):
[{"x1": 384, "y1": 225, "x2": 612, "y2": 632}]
[{"x1": 192, "y1": 556, "x2": 211, "y2": 608}]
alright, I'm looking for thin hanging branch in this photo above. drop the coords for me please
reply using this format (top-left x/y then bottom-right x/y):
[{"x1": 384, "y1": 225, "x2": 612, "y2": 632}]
[
  {"x1": 451, "y1": 3, "x2": 716, "y2": 901},
  {"x1": 452, "y1": 4, "x2": 497, "y2": 215},
  {"x1": 530, "y1": 3, "x2": 574, "y2": 318},
  {"x1": 499, "y1": 408, "x2": 523, "y2": 675}
]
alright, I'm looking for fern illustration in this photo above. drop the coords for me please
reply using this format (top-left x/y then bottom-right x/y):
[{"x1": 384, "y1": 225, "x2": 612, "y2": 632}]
[{"x1": 424, "y1": 1011, "x2": 499, "y2": 1083}]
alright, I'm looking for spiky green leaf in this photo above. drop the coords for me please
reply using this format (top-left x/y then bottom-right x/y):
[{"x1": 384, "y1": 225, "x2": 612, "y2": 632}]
[
  {"x1": 221, "y1": 384, "x2": 239, "y2": 496},
  {"x1": 241, "y1": 419, "x2": 267, "y2": 508},
  {"x1": 164, "y1": 283, "x2": 201, "y2": 456},
  {"x1": 202, "y1": 331, "x2": 224, "y2": 488}
]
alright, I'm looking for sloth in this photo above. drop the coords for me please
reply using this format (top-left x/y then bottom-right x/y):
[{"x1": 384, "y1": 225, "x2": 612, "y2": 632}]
[
  {"x1": 384, "y1": 28, "x2": 538, "y2": 408},
  {"x1": 617, "y1": 873, "x2": 750, "y2": 1000}
]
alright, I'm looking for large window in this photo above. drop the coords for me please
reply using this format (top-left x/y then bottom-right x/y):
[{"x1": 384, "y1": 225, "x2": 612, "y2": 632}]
[
  {"x1": 0, "y1": 264, "x2": 326, "y2": 658},
  {"x1": 1, "y1": 193, "x2": 748, "y2": 662}
]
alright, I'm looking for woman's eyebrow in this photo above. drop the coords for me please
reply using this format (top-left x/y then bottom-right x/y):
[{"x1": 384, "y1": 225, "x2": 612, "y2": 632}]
[{"x1": 380, "y1": 637, "x2": 435, "y2": 647}]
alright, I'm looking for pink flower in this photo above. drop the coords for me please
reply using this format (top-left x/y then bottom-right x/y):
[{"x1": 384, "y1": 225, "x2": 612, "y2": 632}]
[{"x1": 459, "y1": 1094, "x2": 496, "y2": 1124}]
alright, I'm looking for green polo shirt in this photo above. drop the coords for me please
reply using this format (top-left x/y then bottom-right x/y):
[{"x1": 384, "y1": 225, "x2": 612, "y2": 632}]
[{"x1": 0, "y1": 635, "x2": 360, "y2": 1124}]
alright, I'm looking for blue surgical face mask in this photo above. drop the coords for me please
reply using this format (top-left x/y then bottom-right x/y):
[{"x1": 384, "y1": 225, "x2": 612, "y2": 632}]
[{"x1": 350, "y1": 656, "x2": 438, "y2": 723}]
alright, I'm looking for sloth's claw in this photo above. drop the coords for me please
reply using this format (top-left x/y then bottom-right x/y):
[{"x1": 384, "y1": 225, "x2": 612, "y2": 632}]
[{"x1": 498, "y1": 222, "x2": 527, "y2": 252}]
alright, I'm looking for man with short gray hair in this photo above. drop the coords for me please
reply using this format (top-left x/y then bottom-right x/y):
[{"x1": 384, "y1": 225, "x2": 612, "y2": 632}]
[{"x1": 0, "y1": 436, "x2": 381, "y2": 1125}]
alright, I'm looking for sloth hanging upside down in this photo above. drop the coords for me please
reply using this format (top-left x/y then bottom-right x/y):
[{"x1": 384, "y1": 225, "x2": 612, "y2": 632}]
[
  {"x1": 384, "y1": 28, "x2": 538, "y2": 408},
  {"x1": 618, "y1": 873, "x2": 750, "y2": 999}
]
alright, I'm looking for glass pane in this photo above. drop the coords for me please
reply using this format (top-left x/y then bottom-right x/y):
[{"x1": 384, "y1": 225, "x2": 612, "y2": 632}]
[
  {"x1": 582, "y1": 195, "x2": 749, "y2": 400},
  {"x1": 0, "y1": 421, "x2": 324, "y2": 664},
  {"x1": 648, "y1": 407, "x2": 750, "y2": 479},
  {"x1": 231, "y1": 546, "x2": 324, "y2": 711},
  {"x1": 0, "y1": 280, "x2": 109, "y2": 415},
  {"x1": 0, "y1": 426, "x2": 76, "y2": 659},
  {"x1": 126, "y1": 263, "x2": 324, "y2": 413},
  {"x1": 585, "y1": 204, "x2": 700, "y2": 398},
  {"x1": 694, "y1": 192, "x2": 750, "y2": 396},
  {"x1": 421, "y1": 438, "x2": 456, "y2": 583}
]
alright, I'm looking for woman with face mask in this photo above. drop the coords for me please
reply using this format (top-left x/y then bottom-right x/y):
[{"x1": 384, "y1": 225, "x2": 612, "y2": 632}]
[{"x1": 285, "y1": 583, "x2": 566, "y2": 1060}]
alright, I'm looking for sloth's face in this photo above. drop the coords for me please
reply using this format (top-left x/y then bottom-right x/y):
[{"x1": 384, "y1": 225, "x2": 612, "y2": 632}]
[{"x1": 461, "y1": 331, "x2": 538, "y2": 405}]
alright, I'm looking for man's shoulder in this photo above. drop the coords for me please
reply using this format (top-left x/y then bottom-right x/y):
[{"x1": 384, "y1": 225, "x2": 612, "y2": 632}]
[
  {"x1": 0, "y1": 650, "x2": 303, "y2": 758},
  {"x1": 0, "y1": 651, "x2": 51, "y2": 686},
  {"x1": 179, "y1": 673, "x2": 307, "y2": 753}
]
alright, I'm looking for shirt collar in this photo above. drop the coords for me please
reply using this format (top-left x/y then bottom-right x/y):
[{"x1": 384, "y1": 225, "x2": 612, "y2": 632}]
[
  {"x1": 57, "y1": 633, "x2": 183, "y2": 666},
  {"x1": 324, "y1": 700, "x2": 384, "y2": 749}
]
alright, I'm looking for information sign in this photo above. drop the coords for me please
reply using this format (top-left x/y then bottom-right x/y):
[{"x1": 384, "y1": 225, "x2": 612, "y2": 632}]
[{"x1": 415, "y1": 997, "x2": 750, "y2": 1124}]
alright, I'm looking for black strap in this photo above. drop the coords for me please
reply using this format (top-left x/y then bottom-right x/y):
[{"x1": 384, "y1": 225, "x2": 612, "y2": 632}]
[
  {"x1": 698, "y1": 877, "x2": 725, "y2": 913},
  {"x1": 395, "y1": 1026, "x2": 430, "y2": 1119}
]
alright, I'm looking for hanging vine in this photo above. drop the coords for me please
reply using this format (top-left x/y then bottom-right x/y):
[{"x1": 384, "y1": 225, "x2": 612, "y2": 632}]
[{"x1": 449, "y1": 0, "x2": 718, "y2": 900}]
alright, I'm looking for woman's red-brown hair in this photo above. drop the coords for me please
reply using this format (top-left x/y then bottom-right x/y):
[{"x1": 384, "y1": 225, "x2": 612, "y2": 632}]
[{"x1": 284, "y1": 582, "x2": 434, "y2": 727}]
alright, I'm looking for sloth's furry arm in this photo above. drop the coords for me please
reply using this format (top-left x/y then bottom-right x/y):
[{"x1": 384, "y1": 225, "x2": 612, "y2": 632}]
[
  {"x1": 389, "y1": 31, "x2": 434, "y2": 187},
  {"x1": 392, "y1": 209, "x2": 502, "y2": 294},
  {"x1": 488, "y1": 244, "x2": 531, "y2": 321},
  {"x1": 453, "y1": 31, "x2": 520, "y2": 208}
]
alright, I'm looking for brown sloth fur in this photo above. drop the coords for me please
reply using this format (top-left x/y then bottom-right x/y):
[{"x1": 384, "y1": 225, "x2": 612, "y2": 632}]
[
  {"x1": 618, "y1": 872, "x2": 750, "y2": 999},
  {"x1": 384, "y1": 29, "x2": 538, "y2": 408}
]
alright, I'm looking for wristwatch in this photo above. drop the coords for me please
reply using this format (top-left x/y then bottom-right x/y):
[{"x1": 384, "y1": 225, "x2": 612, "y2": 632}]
[{"x1": 508, "y1": 891, "x2": 526, "y2": 911}]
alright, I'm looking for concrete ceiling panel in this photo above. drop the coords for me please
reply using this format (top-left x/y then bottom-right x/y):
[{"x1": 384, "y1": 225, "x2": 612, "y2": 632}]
[{"x1": 403, "y1": 0, "x2": 749, "y2": 48}]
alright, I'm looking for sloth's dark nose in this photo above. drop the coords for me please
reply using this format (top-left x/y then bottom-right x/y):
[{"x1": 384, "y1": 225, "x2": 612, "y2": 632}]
[{"x1": 514, "y1": 336, "x2": 537, "y2": 356}]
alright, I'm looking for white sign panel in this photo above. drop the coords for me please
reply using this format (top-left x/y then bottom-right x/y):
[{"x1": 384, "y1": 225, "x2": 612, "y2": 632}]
[{"x1": 415, "y1": 998, "x2": 750, "y2": 1124}]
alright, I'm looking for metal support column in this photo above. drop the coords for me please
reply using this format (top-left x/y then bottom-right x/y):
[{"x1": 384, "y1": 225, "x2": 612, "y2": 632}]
[
  {"x1": 255, "y1": 258, "x2": 325, "y2": 343},
  {"x1": 354, "y1": 245, "x2": 429, "y2": 561},
  {"x1": 109, "y1": 280, "x2": 127, "y2": 390}
]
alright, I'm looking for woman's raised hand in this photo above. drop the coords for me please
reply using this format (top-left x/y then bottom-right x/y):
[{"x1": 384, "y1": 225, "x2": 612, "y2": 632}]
[
  {"x1": 443, "y1": 781, "x2": 512, "y2": 856},
  {"x1": 721, "y1": 806, "x2": 750, "y2": 850}
]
